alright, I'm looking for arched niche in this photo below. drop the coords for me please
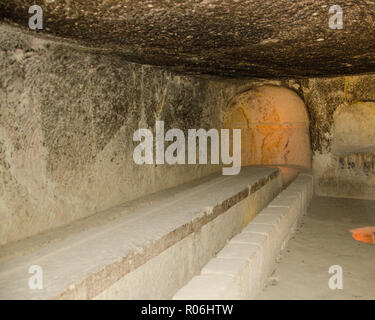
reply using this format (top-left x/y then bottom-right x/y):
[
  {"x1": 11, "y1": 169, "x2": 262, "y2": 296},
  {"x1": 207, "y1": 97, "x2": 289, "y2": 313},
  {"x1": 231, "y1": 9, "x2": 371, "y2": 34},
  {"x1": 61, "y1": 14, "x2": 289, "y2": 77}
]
[{"x1": 224, "y1": 85, "x2": 312, "y2": 185}]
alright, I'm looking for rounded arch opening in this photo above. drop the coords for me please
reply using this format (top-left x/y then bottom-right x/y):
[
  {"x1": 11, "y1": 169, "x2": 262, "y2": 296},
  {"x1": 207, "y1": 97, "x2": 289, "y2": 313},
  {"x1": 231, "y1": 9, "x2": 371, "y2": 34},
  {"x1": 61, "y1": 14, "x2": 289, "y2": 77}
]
[{"x1": 224, "y1": 85, "x2": 312, "y2": 185}]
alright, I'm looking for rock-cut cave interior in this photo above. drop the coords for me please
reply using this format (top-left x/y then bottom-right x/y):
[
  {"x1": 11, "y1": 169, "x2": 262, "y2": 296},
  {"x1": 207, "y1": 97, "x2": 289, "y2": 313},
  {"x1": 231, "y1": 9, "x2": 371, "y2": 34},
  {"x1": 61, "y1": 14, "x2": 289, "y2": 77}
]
[{"x1": 0, "y1": 0, "x2": 374, "y2": 301}]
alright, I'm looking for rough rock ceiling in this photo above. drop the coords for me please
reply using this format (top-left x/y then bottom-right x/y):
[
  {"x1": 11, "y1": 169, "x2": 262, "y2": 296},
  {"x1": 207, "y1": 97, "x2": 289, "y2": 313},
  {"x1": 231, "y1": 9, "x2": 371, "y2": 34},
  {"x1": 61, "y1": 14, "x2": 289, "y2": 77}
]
[{"x1": 2, "y1": 0, "x2": 375, "y2": 78}]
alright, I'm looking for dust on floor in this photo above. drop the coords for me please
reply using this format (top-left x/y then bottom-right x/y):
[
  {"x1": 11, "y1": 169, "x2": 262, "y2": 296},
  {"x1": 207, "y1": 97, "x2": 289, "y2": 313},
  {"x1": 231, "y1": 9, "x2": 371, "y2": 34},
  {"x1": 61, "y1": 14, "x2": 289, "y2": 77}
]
[{"x1": 257, "y1": 196, "x2": 375, "y2": 300}]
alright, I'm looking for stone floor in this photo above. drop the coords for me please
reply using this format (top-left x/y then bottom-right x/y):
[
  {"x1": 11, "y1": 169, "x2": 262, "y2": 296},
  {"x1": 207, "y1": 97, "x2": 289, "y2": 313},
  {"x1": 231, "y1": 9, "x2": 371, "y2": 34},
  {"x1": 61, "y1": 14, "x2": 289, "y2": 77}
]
[{"x1": 257, "y1": 196, "x2": 375, "y2": 300}]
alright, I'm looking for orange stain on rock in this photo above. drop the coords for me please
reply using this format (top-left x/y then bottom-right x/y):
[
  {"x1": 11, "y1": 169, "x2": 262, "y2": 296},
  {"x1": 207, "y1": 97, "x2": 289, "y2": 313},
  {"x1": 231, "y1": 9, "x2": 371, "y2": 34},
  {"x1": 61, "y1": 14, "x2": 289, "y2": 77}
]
[
  {"x1": 224, "y1": 85, "x2": 312, "y2": 185},
  {"x1": 350, "y1": 227, "x2": 375, "y2": 244}
]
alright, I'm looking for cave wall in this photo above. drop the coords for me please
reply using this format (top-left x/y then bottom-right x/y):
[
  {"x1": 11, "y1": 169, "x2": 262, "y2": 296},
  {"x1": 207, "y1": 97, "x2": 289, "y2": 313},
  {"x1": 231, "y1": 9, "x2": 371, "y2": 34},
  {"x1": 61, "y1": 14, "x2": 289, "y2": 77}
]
[
  {"x1": 0, "y1": 24, "x2": 253, "y2": 246},
  {"x1": 223, "y1": 76, "x2": 375, "y2": 201},
  {"x1": 296, "y1": 76, "x2": 375, "y2": 200}
]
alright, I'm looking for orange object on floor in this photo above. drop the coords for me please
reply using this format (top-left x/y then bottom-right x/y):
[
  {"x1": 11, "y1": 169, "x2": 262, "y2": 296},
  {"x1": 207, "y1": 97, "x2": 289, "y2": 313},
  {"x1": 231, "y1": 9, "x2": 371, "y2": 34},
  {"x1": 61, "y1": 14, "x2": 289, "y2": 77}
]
[{"x1": 350, "y1": 227, "x2": 375, "y2": 244}]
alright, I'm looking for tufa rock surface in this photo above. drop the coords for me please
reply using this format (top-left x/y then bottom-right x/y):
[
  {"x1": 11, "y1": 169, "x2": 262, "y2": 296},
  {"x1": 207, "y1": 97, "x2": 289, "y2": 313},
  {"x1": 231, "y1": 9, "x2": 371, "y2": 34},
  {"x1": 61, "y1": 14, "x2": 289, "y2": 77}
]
[{"x1": 2, "y1": 0, "x2": 375, "y2": 78}]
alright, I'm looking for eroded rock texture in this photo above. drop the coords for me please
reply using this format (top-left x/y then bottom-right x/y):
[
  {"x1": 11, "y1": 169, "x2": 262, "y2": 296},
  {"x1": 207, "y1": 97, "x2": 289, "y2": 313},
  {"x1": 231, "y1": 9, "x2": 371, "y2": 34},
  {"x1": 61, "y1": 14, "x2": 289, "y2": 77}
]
[
  {"x1": 299, "y1": 76, "x2": 375, "y2": 200},
  {"x1": 0, "y1": 24, "x2": 249, "y2": 245},
  {"x1": 2, "y1": 0, "x2": 375, "y2": 78}
]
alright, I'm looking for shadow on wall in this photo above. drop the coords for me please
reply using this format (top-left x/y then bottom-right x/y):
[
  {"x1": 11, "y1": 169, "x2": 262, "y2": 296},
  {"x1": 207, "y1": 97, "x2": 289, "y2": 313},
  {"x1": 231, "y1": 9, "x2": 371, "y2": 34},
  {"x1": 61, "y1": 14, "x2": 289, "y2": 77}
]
[
  {"x1": 314, "y1": 101, "x2": 375, "y2": 200},
  {"x1": 224, "y1": 85, "x2": 312, "y2": 185}
]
